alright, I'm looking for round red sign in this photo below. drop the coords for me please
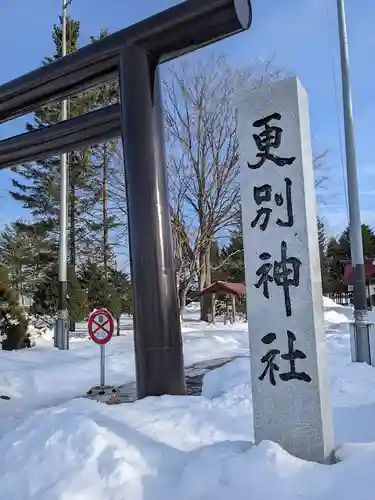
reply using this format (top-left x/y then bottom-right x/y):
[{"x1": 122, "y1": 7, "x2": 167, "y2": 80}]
[{"x1": 88, "y1": 308, "x2": 114, "y2": 345}]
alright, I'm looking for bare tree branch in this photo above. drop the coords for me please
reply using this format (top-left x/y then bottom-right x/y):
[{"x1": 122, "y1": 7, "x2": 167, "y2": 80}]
[{"x1": 163, "y1": 55, "x2": 285, "y2": 316}]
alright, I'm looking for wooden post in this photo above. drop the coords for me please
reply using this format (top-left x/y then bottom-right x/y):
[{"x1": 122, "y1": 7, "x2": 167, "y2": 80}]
[
  {"x1": 212, "y1": 293, "x2": 216, "y2": 324},
  {"x1": 231, "y1": 294, "x2": 236, "y2": 323},
  {"x1": 224, "y1": 298, "x2": 229, "y2": 325}
]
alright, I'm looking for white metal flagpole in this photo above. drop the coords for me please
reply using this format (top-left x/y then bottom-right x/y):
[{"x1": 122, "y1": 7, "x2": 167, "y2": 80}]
[
  {"x1": 336, "y1": 0, "x2": 370, "y2": 363},
  {"x1": 56, "y1": 0, "x2": 70, "y2": 350}
]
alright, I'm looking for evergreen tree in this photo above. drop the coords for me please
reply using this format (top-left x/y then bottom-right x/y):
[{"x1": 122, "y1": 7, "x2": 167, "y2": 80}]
[
  {"x1": 210, "y1": 240, "x2": 228, "y2": 283},
  {"x1": 325, "y1": 223, "x2": 375, "y2": 293},
  {"x1": 326, "y1": 237, "x2": 347, "y2": 292},
  {"x1": 32, "y1": 264, "x2": 88, "y2": 321},
  {"x1": 220, "y1": 230, "x2": 245, "y2": 283},
  {"x1": 78, "y1": 263, "x2": 131, "y2": 319},
  {"x1": 88, "y1": 29, "x2": 120, "y2": 273},
  {"x1": 109, "y1": 267, "x2": 132, "y2": 316},
  {"x1": 0, "y1": 220, "x2": 53, "y2": 302},
  {"x1": 317, "y1": 217, "x2": 330, "y2": 293},
  {"x1": 0, "y1": 265, "x2": 28, "y2": 350},
  {"x1": 338, "y1": 224, "x2": 375, "y2": 259},
  {"x1": 10, "y1": 18, "x2": 116, "y2": 271}
]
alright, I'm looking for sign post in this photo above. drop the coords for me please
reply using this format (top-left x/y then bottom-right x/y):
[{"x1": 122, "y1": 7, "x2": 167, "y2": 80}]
[
  {"x1": 88, "y1": 308, "x2": 114, "y2": 388},
  {"x1": 100, "y1": 344, "x2": 105, "y2": 388}
]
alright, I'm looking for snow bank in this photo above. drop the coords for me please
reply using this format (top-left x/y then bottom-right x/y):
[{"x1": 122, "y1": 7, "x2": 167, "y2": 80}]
[
  {"x1": 5, "y1": 405, "x2": 368, "y2": 500},
  {"x1": 0, "y1": 318, "x2": 249, "y2": 431},
  {"x1": 0, "y1": 298, "x2": 374, "y2": 499},
  {"x1": 323, "y1": 296, "x2": 347, "y2": 309},
  {"x1": 2, "y1": 338, "x2": 375, "y2": 500},
  {"x1": 27, "y1": 323, "x2": 54, "y2": 341},
  {"x1": 325, "y1": 309, "x2": 351, "y2": 327}
]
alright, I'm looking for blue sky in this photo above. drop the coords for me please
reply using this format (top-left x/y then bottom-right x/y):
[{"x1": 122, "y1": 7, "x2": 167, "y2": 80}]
[{"x1": 0, "y1": 0, "x2": 374, "y2": 238}]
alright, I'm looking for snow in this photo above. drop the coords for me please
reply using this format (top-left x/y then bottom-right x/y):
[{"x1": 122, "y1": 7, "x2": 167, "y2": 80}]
[
  {"x1": 1, "y1": 299, "x2": 375, "y2": 499},
  {"x1": 323, "y1": 295, "x2": 347, "y2": 309}
]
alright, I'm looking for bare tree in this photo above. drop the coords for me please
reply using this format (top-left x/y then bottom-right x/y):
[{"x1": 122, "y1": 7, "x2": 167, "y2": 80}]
[
  {"x1": 87, "y1": 55, "x2": 329, "y2": 319},
  {"x1": 107, "y1": 143, "x2": 129, "y2": 251},
  {"x1": 83, "y1": 141, "x2": 129, "y2": 270},
  {"x1": 164, "y1": 55, "x2": 283, "y2": 319},
  {"x1": 313, "y1": 149, "x2": 331, "y2": 207}
]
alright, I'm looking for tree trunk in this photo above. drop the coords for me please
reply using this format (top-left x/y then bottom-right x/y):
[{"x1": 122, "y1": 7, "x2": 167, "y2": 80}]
[
  {"x1": 16, "y1": 264, "x2": 22, "y2": 306},
  {"x1": 231, "y1": 294, "x2": 236, "y2": 324},
  {"x1": 198, "y1": 252, "x2": 206, "y2": 293},
  {"x1": 177, "y1": 266, "x2": 196, "y2": 320},
  {"x1": 200, "y1": 248, "x2": 214, "y2": 322},
  {"x1": 198, "y1": 248, "x2": 206, "y2": 320},
  {"x1": 69, "y1": 184, "x2": 76, "y2": 270},
  {"x1": 212, "y1": 293, "x2": 216, "y2": 324},
  {"x1": 103, "y1": 144, "x2": 109, "y2": 278},
  {"x1": 179, "y1": 286, "x2": 188, "y2": 315},
  {"x1": 176, "y1": 270, "x2": 180, "y2": 297}
]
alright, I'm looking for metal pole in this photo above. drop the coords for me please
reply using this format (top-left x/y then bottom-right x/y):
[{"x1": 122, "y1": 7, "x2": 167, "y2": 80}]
[
  {"x1": 100, "y1": 344, "x2": 105, "y2": 387},
  {"x1": 56, "y1": 0, "x2": 69, "y2": 350},
  {"x1": 119, "y1": 46, "x2": 186, "y2": 398},
  {"x1": 103, "y1": 143, "x2": 109, "y2": 278},
  {"x1": 337, "y1": 0, "x2": 370, "y2": 363},
  {"x1": 368, "y1": 279, "x2": 373, "y2": 309}
]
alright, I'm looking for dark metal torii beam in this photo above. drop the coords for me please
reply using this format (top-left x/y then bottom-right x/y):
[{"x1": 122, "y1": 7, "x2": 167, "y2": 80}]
[
  {"x1": 0, "y1": 0, "x2": 251, "y2": 123},
  {"x1": 0, "y1": 105, "x2": 120, "y2": 168}
]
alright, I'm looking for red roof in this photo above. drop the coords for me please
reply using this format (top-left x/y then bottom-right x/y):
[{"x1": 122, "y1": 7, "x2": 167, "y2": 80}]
[
  {"x1": 200, "y1": 281, "x2": 246, "y2": 297},
  {"x1": 341, "y1": 259, "x2": 375, "y2": 285}
]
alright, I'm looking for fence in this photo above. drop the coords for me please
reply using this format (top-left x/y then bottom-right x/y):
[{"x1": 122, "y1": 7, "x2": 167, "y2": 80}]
[{"x1": 326, "y1": 292, "x2": 353, "y2": 306}]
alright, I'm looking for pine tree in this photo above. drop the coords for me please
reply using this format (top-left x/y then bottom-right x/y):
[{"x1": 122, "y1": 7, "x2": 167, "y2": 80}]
[
  {"x1": 0, "y1": 220, "x2": 54, "y2": 302},
  {"x1": 32, "y1": 264, "x2": 88, "y2": 321},
  {"x1": 317, "y1": 217, "x2": 330, "y2": 293},
  {"x1": 109, "y1": 268, "x2": 132, "y2": 313},
  {"x1": 88, "y1": 29, "x2": 120, "y2": 273},
  {"x1": 325, "y1": 223, "x2": 375, "y2": 294},
  {"x1": 10, "y1": 18, "x2": 113, "y2": 270},
  {"x1": 0, "y1": 265, "x2": 28, "y2": 350},
  {"x1": 87, "y1": 145, "x2": 119, "y2": 271},
  {"x1": 220, "y1": 230, "x2": 245, "y2": 283},
  {"x1": 9, "y1": 20, "x2": 126, "y2": 319},
  {"x1": 210, "y1": 240, "x2": 227, "y2": 283},
  {"x1": 326, "y1": 237, "x2": 347, "y2": 292},
  {"x1": 78, "y1": 263, "x2": 131, "y2": 318},
  {"x1": 338, "y1": 224, "x2": 375, "y2": 259}
]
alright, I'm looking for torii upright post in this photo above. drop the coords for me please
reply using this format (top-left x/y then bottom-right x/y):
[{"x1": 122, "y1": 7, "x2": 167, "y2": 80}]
[
  {"x1": 118, "y1": 0, "x2": 252, "y2": 398},
  {"x1": 119, "y1": 48, "x2": 185, "y2": 398}
]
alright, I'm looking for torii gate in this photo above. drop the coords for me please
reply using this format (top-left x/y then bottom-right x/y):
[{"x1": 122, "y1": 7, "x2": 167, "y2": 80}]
[{"x1": 0, "y1": 0, "x2": 252, "y2": 398}]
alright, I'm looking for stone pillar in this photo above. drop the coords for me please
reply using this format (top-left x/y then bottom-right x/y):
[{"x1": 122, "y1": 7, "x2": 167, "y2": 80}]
[{"x1": 238, "y1": 76, "x2": 333, "y2": 463}]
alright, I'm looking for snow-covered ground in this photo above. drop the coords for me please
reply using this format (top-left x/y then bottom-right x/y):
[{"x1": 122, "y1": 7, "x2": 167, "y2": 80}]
[{"x1": 1, "y1": 299, "x2": 375, "y2": 499}]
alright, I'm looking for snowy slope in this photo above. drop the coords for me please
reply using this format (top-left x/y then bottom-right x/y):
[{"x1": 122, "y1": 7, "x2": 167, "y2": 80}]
[{"x1": 1, "y1": 300, "x2": 375, "y2": 499}]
